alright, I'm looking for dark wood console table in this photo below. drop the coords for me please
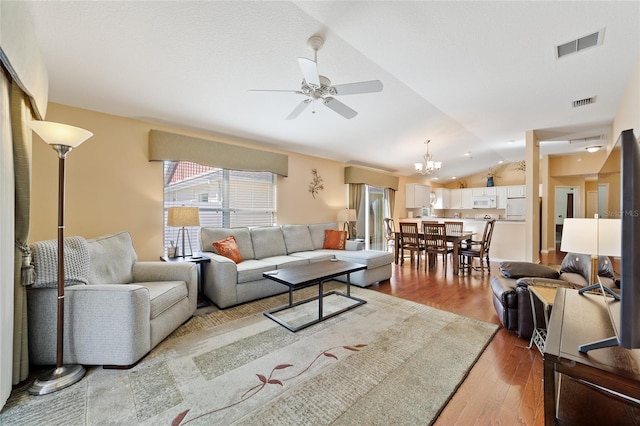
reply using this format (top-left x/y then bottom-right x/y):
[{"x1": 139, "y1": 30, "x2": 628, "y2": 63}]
[{"x1": 544, "y1": 288, "x2": 640, "y2": 425}]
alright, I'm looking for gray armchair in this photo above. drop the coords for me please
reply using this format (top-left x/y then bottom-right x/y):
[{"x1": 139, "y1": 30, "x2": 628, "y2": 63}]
[{"x1": 27, "y1": 232, "x2": 197, "y2": 367}]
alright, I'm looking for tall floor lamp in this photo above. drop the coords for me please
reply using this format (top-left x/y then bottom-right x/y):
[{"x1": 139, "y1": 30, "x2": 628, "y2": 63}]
[{"x1": 28, "y1": 121, "x2": 93, "y2": 395}]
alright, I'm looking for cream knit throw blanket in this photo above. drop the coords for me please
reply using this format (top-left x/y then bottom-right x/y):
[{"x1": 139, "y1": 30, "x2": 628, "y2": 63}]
[{"x1": 30, "y1": 236, "x2": 90, "y2": 288}]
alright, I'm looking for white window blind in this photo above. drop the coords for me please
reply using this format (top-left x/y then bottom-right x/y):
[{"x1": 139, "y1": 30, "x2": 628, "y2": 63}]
[{"x1": 163, "y1": 161, "x2": 276, "y2": 253}]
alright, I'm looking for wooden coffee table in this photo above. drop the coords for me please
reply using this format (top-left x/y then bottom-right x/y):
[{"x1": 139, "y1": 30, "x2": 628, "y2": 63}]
[{"x1": 262, "y1": 260, "x2": 367, "y2": 332}]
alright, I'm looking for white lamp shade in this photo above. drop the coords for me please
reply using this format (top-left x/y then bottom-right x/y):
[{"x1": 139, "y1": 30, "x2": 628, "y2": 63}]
[
  {"x1": 560, "y1": 218, "x2": 621, "y2": 257},
  {"x1": 560, "y1": 218, "x2": 598, "y2": 255},
  {"x1": 596, "y1": 218, "x2": 621, "y2": 257},
  {"x1": 337, "y1": 209, "x2": 357, "y2": 222},
  {"x1": 28, "y1": 121, "x2": 93, "y2": 148},
  {"x1": 167, "y1": 207, "x2": 200, "y2": 227}
]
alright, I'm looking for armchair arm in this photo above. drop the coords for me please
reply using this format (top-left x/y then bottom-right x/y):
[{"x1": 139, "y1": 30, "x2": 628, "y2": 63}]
[
  {"x1": 132, "y1": 261, "x2": 198, "y2": 300},
  {"x1": 28, "y1": 285, "x2": 151, "y2": 366},
  {"x1": 200, "y1": 253, "x2": 239, "y2": 308}
]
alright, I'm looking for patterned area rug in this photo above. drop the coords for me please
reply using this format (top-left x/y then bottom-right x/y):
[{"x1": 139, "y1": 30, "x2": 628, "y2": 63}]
[{"x1": 2, "y1": 283, "x2": 498, "y2": 425}]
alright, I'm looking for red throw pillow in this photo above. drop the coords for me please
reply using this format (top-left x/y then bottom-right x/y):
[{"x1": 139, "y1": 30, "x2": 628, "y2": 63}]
[
  {"x1": 212, "y1": 235, "x2": 244, "y2": 263},
  {"x1": 323, "y1": 229, "x2": 347, "y2": 250}
]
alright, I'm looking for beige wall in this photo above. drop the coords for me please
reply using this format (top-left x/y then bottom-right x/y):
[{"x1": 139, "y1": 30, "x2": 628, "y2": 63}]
[
  {"x1": 612, "y1": 56, "x2": 640, "y2": 146},
  {"x1": 31, "y1": 103, "x2": 380, "y2": 260}
]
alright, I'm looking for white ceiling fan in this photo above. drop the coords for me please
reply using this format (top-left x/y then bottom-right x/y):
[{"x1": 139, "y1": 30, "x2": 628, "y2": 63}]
[{"x1": 249, "y1": 35, "x2": 383, "y2": 120}]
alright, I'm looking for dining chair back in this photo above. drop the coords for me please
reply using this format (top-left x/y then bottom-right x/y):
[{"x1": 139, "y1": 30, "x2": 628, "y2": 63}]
[
  {"x1": 460, "y1": 219, "x2": 496, "y2": 274},
  {"x1": 422, "y1": 222, "x2": 448, "y2": 274},
  {"x1": 383, "y1": 217, "x2": 395, "y2": 252},
  {"x1": 399, "y1": 222, "x2": 425, "y2": 268}
]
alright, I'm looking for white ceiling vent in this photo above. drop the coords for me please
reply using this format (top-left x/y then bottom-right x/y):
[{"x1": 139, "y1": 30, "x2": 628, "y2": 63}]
[
  {"x1": 572, "y1": 96, "x2": 596, "y2": 108},
  {"x1": 556, "y1": 29, "x2": 605, "y2": 59}
]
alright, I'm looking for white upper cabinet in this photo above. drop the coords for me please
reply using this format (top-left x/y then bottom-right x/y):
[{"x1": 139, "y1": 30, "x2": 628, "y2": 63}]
[
  {"x1": 432, "y1": 188, "x2": 450, "y2": 209},
  {"x1": 406, "y1": 183, "x2": 432, "y2": 208},
  {"x1": 507, "y1": 185, "x2": 526, "y2": 198}
]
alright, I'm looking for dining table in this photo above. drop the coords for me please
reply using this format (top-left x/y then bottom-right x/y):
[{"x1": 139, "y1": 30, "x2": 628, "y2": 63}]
[{"x1": 393, "y1": 230, "x2": 474, "y2": 275}]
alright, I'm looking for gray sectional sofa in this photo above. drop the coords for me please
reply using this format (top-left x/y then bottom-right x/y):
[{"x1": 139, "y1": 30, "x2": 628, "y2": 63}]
[{"x1": 199, "y1": 222, "x2": 394, "y2": 308}]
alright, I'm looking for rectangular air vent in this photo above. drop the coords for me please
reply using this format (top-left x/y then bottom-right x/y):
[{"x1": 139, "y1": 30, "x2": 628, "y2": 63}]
[
  {"x1": 572, "y1": 97, "x2": 596, "y2": 108},
  {"x1": 556, "y1": 29, "x2": 605, "y2": 59}
]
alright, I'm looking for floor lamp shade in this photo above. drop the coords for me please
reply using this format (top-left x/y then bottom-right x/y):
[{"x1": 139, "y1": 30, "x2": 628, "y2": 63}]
[
  {"x1": 27, "y1": 121, "x2": 92, "y2": 395},
  {"x1": 337, "y1": 209, "x2": 357, "y2": 238},
  {"x1": 167, "y1": 207, "x2": 200, "y2": 257}
]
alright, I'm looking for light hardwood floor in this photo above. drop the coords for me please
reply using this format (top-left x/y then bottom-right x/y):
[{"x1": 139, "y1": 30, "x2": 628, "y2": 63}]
[{"x1": 367, "y1": 251, "x2": 565, "y2": 425}]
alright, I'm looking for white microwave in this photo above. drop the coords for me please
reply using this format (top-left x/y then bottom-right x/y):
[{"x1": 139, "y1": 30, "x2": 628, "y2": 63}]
[{"x1": 472, "y1": 196, "x2": 497, "y2": 209}]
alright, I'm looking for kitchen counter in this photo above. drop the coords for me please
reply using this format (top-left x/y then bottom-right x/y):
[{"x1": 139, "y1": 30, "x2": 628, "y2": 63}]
[{"x1": 397, "y1": 217, "x2": 526, "y2": 261}]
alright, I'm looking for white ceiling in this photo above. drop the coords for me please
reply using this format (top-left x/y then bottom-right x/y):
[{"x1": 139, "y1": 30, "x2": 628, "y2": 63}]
[{"x1": 25, "y1": 1, "x2": 640, "y2": 181}]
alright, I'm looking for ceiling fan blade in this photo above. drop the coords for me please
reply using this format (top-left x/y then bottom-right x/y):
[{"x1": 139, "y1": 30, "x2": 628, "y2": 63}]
[
  {"x1": 297, "y1": 57, "x2": 320, "y2": 87},
  {"x1": 332, "y1": 80, "x2": 383, "y2": 95},
  {"x1": 323, "y1": 97, "x2": 357, "y2": 119},
  {"x1": 286, "y1": 99, "x2": 312, "y2": 120},
  {"x1": 248, "y1": 89, "x2": 303, "y2": 94}
]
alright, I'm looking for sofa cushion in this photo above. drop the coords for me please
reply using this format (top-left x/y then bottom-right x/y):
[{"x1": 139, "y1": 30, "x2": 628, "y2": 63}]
[
  {"x1": 260, "y1": 255, "x2": 309, "y2": 269},
  {"x1": 282, "y1": 224, "x2": 314, "y2": 253},
  {"x1": 333, "y1": 250, "x2": 394, "y2": 269},
  {"x1": 143, "y1": 281, "x2": 187, "y2": 319},
  {"x1": 309, "y1": 222, "x2": 338, "y2": 249},
  {"x1": 201, "y1": 227, "x2": 255, "y2": 260},
  {"x1": 212, "y1": 235, "x2": 244, "y2": 263},
  {"x1": 323, "y1": 230, "x2": 347, "y2": 250},
  {"x1": 236, "y1": 259, "x2": 278, "y2": 284},
  {"x1": 499, "y1": 262, "x2": 559, "y2": 280},
  {"x1": 251, "y1": 226, "x2": 287, "y2": 259},
  {"x1": 87, "y1": 232, "x2": 137, "y2": 284},
  {"x1": 289, "y1": 251, "x2": 336, "y2": 263}
]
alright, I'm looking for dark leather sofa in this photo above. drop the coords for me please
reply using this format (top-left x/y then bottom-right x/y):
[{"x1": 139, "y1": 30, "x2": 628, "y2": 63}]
[{"x1": 491, "y1": 253, "x2": 616, "y2": 339}]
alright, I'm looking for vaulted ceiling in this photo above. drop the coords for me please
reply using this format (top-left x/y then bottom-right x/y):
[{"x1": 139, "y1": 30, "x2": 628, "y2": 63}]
[{"x1": 25, "y1": 1, "x2": 639, "y2": 180}]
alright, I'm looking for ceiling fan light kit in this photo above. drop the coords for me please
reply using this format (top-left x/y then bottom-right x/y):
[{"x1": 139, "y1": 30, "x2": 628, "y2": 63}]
[{"x1": 250, "y1": 35, "x2": 383, "y2": 120}]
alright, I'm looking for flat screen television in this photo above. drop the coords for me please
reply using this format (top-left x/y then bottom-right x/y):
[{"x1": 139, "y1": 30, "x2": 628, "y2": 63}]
[{"x1": 581, "y1": 129, "x2": 640, "y2": 352}]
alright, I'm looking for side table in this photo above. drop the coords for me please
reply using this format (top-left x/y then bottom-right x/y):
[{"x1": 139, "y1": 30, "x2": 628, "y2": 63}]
[
  {"x1": 528, "y1": 285, "x2": 557, "y2": 354},
  {"x1": 160, "y1": 254, "x2": 211, "y2": 307}
]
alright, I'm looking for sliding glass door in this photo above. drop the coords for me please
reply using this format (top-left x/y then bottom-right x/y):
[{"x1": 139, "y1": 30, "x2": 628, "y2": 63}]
[{"x1": 355, "y1": 185, "x2": 388, "y2": 250}]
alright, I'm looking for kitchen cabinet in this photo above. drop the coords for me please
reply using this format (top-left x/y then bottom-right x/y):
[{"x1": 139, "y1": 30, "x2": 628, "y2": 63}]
[
  {"x1": 507, "y1": 185, "x2": 526, "y2": 198},
  {"x1": 472, "y1": 187, "x2": 497, "y2": 197},
  {"x1": 432, "y1": 188, "x2": 450, "y2": 209},
  {"x1": 461, "y1": 188, "x2": 474, "y2": 209},
  {"x1": 405, "y1": 183, "x2": 432, "y2": 208},
  {"x1": 449, "y1": 189, "x2": 462, "y2": 209},
  {"x1": 496, "y1": 187, "x2": 507, "y2": 209}
]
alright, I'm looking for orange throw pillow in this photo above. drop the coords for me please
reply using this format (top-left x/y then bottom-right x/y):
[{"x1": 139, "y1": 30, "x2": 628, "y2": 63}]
[
  {"x1": 323, "y1": 229, "x2": 347, "y2": 250},
  {"x1": 212, "y1": 235, "x2": 244, "y2": 263}
]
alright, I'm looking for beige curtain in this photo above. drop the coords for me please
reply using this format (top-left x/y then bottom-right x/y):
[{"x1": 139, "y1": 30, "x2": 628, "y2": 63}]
[
  {"x1": 10, "y1": 80, "x2": 33, "y2": 384},
  {"x1": 385, "y1": 188, "x2": 395, "y2": 218},
  {"x1": 349, "y1": 183, "x2": 364, "y2": 238}
]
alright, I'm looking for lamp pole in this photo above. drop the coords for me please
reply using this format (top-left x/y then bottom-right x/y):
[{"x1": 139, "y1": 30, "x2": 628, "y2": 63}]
[{"x1": 27, "y1": 121, "x2": 92, "y2": 395}]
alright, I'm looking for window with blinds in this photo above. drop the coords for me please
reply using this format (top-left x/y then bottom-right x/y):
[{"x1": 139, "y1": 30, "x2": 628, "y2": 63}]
[{"x1": 163, "y1": 161, "x2": 276, "y2": 252}]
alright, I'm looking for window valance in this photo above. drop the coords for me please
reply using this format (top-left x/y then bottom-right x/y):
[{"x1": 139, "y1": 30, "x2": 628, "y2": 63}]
[
  {"x1": 344, "y1": 166, "x2": 398, "y2": 190},
  {"x1": 148, "y1": 129, "x2": 288, "y2": 177}
]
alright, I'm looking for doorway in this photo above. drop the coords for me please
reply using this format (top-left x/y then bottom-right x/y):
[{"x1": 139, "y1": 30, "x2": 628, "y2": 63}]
[{"x1": 554, "y1": 186, "x2": 578, "y2": 247}]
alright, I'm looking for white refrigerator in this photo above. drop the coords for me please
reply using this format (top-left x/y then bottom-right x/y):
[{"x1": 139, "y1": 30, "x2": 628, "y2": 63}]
[{"x1": 506, "y1": 197, "x2": 526, "y2": 221}]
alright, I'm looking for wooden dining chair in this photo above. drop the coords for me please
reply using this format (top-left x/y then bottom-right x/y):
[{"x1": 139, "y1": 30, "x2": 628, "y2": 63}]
[
  {"x1": 383, "y1": 217, "x2": 395, "y2": 252},
  {"x1": 422, "y1": 222, "x2": 448, "y2": 274},
  {"x1": 444, "y1": 221, "x2": 464, "y2": 255},
  {"x1": 460, "y1": 219, "x2": 496, "y2": 275},
  {"x1": 399, "y1": 222, "x2": 425, "y2": 268}
]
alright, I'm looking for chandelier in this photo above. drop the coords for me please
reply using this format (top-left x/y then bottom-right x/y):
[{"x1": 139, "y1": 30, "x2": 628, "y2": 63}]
[{"x1": 414, "y1": 140, "x2": 442, "y2": 175}]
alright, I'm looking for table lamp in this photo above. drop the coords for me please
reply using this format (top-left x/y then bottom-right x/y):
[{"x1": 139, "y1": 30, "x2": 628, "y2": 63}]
[
  {"x1": 337, "y1": 208, "x2": 357, "y2": 238},
  {"x1": 167, "y1": 206, "x2": 200, "y2": 257},
  {"x1": 560, "y1": 217, "x2": 621, "y2": 296},
  {"x1": 28, "y1": 121, "x2": 93, "y2": 395}
]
